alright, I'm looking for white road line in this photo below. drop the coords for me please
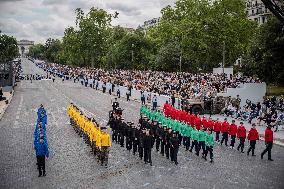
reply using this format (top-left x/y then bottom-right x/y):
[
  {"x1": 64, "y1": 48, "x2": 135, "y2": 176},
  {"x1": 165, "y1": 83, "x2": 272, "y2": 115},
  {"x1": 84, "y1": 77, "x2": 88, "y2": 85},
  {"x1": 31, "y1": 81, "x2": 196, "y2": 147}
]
[{"x1": 46, "y1": 81, "x2": 108, "y2": 125}]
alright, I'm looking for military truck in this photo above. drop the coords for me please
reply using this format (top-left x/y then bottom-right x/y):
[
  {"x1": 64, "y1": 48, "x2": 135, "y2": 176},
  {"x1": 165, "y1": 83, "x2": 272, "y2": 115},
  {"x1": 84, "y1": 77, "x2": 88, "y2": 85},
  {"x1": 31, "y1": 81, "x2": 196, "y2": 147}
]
[
  {"x1": 181, "y1": 98, "x2": 205, "y2": 115},
  {"x1": 181, "y1": 96, "x2": 232, "y2": 115}
]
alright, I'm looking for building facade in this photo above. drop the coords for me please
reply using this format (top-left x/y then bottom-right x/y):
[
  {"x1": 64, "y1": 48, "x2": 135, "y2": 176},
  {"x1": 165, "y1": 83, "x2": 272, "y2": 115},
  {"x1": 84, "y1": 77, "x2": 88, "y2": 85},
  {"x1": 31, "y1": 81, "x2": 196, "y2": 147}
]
[
  {"x1": 17, "y1": 40, "x2": 34, "y2": 57},
  {"x1": 141, "y1": 17, "x2": 160, "y2": 30},
  {"x1": 246, "y1": 0, "x2": 275, "y2": 25}
]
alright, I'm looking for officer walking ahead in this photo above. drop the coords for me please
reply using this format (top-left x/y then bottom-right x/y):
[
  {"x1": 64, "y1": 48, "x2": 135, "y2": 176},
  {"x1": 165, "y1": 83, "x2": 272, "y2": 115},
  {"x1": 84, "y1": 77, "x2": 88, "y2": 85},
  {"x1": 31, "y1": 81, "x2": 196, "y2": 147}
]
[
  {"x1": 35, "y1": 137, "x2": 49, "y2": 177},
  {"x1": 261, "y1": 125, "x2": 274, "y2": 161},
  {"x1": 99, "y1": 127, "x2": 112, "y2": 167}
]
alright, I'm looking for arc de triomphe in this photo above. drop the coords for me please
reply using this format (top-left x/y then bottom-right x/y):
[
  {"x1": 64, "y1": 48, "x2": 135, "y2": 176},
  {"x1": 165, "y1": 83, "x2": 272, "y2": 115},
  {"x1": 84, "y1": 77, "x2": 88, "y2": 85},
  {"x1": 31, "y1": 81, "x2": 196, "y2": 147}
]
[{"x1": 17, "y1": 40, "x2": 34, "y2": 57}]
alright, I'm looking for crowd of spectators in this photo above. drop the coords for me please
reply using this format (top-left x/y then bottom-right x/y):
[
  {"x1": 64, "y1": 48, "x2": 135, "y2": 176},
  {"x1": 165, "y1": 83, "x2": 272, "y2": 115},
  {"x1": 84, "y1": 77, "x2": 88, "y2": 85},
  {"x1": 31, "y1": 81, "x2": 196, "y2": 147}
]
[
  {"x1": 36, "y1": 61, "x2": 262, "y2": 101},
  {"x1": 222, "y1": 96, "x2": 284, "y2": 131}
]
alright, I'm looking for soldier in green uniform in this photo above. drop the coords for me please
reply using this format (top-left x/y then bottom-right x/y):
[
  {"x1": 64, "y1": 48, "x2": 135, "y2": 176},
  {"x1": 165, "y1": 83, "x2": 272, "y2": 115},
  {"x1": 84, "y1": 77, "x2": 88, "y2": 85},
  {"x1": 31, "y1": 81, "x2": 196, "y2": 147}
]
[
  {"x1": 189, "y1": 127, "x2": 199, "y2": 155},
  {"x1": 205, "y1": 129, "x2": 214, "y2": 163},
  {"x1": 198, "y1": 128, "x2": 207, "y2": 157},
  {"x1": 183, "y1": 123, "x2": 192, "y2": 151}
]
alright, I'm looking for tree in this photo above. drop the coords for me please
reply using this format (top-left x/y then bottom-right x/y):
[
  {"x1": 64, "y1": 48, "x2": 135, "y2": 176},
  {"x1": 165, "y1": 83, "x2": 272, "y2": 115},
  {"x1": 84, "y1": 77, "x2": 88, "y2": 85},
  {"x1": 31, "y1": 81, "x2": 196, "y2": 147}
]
[
  {"x1": 242, "y1": 17, "x2": 284, "y2": 86},
  {"x1": 106, "y1": 31, "x2": 153, "y2": 70},
  {"x1": 105, "y1": 26, "x2": 128, "y2": 69},
  {"x1": 28, "y1": 44, "x2": 45, "y2": 59},
  {"x1": 60, "y1": 27, "x2": 82, "y2": 66},
  {"x1": 44, "y1": 38, "x2": 62, "y2": 63},
  {"x1": 0, "y1": 32, "x2": 18, "y2": 63},
  {"x1": 150, "y1": 0, "x2": 257, "y2": 72},
  {"x1": 155, "y1": 40, "x2": 181, "y2": 71},
  {"x1": 74, "y1": 7, "x2": 112, "y2": 67}
]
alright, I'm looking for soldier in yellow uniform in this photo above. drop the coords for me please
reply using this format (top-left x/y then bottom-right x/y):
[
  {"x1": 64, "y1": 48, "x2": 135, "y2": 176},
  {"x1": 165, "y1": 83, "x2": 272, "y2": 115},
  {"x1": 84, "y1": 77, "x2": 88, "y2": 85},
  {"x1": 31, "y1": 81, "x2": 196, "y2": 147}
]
[
  {"x1": 66, "y1": 104, "x2": 112, "y2": 165},
  {"x1": 89, "y1": 123, "x2": 95, "y2": 153},
  {"x1": 78, "y1": 114, "x2": 85, "y2": 137},
  {"x1": 96, "y1": 128, "x2": 102, "y2": 163},
  {"x1": 67, "y1": 103, "x2": 76, "y2": 130},
  {"x1": 73, "y1": 109, "x2": 80, "y2": 134},
  {"x1": 100, "y1": 127, "x2": 112, "y2": 167},
  {"x1": 85, "y1": 118, "x2": 92, "y2": 146},
  {"x1": 91, "y1": 124, "x2": 98, "y2": 156}
]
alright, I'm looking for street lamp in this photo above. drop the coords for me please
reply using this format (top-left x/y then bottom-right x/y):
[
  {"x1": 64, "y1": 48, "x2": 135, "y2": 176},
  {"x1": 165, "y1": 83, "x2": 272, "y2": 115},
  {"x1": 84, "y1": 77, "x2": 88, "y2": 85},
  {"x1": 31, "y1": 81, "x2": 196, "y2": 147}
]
[
  {"x1": 178, "y1": 34, "x2": 183, "y2": 72},
  {"x1": 222, "y1": 40, "x2": 225, "y2": 78},
  {"x1": 131, "y1": 43, "x2": 134, "y2": 65}
]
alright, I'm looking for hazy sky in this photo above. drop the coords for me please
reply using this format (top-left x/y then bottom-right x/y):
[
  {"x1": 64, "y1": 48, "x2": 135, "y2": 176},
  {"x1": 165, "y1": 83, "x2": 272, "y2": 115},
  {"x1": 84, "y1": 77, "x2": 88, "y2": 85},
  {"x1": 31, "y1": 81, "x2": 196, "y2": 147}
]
[{"x1": 0, "y1": 0, "x2": 176, "y2": 43}]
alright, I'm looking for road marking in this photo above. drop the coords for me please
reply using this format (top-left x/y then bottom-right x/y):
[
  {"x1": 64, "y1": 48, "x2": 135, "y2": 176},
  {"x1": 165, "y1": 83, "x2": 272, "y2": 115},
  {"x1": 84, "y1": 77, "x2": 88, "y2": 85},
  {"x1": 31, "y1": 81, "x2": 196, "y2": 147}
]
[{"x1": 46, "y1": 81, "x2": 109, "y2": 125}]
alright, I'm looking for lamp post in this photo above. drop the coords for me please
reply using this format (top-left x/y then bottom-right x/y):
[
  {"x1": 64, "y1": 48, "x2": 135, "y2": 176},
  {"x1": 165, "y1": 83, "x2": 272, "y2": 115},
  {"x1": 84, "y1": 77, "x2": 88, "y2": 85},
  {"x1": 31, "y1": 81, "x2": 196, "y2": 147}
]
[
  {"x1": 131, "y1": 43, "x2": 134, "y2": 66},
  {"x1": 175, "y1": 35, "x2": 183, "y2": 72},
  {"x1": 179, "y1": 34, "x2": 183, "y2": 72},
  {"x1": 179, "y1": 50, "x2": 182, "y2": 73},
  {"x1": 222, "y1": 40, "x2": 225, "y2": 76}
]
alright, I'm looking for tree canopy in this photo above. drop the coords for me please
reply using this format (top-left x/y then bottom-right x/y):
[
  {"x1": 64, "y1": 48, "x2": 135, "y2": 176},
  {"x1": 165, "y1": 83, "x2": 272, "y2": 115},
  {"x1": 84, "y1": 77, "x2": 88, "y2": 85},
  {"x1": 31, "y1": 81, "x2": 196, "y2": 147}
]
[
  {"x1": 0, "y1": 32, "x2": 18, "y2": 63},
  {"x1": 242, "y1": 17, "x2": 284, "y2": 86}
]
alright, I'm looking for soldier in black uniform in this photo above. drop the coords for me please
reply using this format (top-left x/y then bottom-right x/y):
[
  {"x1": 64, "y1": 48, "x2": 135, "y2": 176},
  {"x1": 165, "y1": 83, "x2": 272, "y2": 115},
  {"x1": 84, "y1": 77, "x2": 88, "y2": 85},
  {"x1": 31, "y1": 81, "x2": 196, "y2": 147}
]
[
  {"x1": 150, "y1": 120, "x2": 158, "y2": 138},
  {"x1": 170, "y1": 132, "x2": 179, "y2": 165},
  {"x1": 177, "y1": 131, "x2": 183, "y2": 146},
  {"x1": 132, "y1": 124, "x2": 139, "y2": 155},
  {"x1": 138, "y1": 129, "x2": 145, "y2": 160},
  {"x1": 111, "y1": 115, "x2": 119, "y2": 143},
  {"x1": 155, "y1": 122, "x2": 162, "y2": 152},
  {"x1": 126, "y1": 122, "x2": 133, "y2": 152},
  {"x1": 118, "y1": 118, "x2": 126, "y2": 147},
  {"x1": 160, "y1": 126, "x2": 167, "y2": 156},
  {"x1": 165, "y1": 129, "x2": 173, "y2": 159},
  {"x1": 143, "y1": 130, "x2": 154, "y2": 166},
  {"x1": 141, "y1": 116, "x2": 149, "y2": 129}
]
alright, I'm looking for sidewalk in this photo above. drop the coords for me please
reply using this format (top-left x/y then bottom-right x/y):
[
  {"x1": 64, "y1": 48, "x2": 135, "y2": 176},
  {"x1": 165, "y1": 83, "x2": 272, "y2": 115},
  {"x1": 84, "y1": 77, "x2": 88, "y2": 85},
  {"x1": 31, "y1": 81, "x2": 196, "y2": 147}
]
[
  {"x1": 207, "y1": 114, "x2": 284, "y2": 147},
  {"x1": 0, "y1": 90, "x2": 14, "y2": 120}
]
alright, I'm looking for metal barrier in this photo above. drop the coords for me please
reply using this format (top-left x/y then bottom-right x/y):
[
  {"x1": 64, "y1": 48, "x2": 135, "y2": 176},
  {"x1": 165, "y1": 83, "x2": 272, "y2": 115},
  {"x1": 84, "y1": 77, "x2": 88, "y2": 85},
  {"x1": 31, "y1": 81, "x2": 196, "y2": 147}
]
[{"x1": 46, "y1": 69, "x2": 266, "y2": 110}]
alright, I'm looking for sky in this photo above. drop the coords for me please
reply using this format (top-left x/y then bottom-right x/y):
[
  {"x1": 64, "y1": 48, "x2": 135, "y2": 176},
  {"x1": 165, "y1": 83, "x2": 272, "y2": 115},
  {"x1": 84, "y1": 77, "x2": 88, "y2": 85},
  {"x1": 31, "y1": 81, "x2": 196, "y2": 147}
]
[{"x1": 0, "y1": 0, "x2": 176, "y2": 43}]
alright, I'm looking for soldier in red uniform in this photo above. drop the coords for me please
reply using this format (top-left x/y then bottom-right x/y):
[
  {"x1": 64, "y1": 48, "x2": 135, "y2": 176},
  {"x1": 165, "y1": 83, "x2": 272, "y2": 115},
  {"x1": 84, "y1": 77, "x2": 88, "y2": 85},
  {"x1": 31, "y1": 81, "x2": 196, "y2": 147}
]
[
  {"x1": 207, "y1": 118, "x2": 214, "y2": 131},
  {"x1": 194, "y1": 115, "x2": 202, "y2": 130},
  {"x1": 229, "y1": 120, "x2": 238, "y2": 149},
  {"x1": 180, "y1": 111, "x2": 187, "y2": 123},
  {"x1": 237, "y1": 122, "x2": 246, "y2": 153},
  {"x1": 247, "y1": 123, "x2": 259, "y2": 156},
  {"x1": 214, "y1": 118, "x2": 221, "y2": 142},
  {"x1": 202, "y1": 116, "x2": 208, "y2": 130},
  {"x1": 261, "y1": 125, "x2": 274, "y2": 161},
  {"x1": 163, "y1": 103, "x2": 170, "y2": 116},
  {"x1": 220, "y1": 118, "x2": 230, "y2": 146},
  {"x1": 189, "y1": 113, "x2": 195, "y2": 126}
]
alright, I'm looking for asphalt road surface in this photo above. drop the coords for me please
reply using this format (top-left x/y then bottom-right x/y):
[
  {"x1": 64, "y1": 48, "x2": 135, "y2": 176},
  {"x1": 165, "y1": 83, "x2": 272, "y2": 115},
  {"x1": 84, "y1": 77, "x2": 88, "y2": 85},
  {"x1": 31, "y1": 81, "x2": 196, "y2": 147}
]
[{"x1": 0, "y1": 58, "x2": 284, "y2": 189}]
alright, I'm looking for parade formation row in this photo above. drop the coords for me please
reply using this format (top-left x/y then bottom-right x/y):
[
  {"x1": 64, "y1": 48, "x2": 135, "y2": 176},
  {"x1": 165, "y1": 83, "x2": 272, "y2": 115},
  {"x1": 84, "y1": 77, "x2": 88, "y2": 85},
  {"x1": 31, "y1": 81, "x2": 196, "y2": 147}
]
[
  {"x1": 33, "y1": 105, "x2": 49, "y2": 177},
  {"x1": 108, "y1": 102, "x2": 274, "y2": 166},
  {"x1": 67, "y1": 103, "x2": 112, "y2": 167}
]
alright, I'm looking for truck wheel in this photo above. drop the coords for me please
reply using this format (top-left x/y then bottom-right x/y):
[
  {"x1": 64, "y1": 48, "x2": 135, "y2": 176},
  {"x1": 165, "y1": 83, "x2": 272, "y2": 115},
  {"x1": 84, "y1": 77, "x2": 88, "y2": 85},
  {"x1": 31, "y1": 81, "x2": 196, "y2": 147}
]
[{"x1": 192, "y1": 105, "x2": 204, "y2": 115}]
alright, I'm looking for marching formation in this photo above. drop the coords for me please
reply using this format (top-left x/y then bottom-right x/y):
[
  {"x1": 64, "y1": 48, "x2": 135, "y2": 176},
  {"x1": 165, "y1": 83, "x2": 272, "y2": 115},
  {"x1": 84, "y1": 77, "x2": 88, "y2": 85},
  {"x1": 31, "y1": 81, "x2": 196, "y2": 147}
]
[
  {"x1": 108, "y1": 106, "x2": 156, "y2": 166},
  {"x1": 67, "y1": 103, "x2": 112, "y2": 167},
  {"x1": 108, "y1": 101, "x2": 276, "y2": 166},
  {"x1": 163, "y1": 103, "x2": 274, "y2": 161},
  {"x1": 140, "y1": 105, "x2": 214, "y2": 163},
  {"x1": 33, "y1": 105, "x2": 49, "y2": 177}
]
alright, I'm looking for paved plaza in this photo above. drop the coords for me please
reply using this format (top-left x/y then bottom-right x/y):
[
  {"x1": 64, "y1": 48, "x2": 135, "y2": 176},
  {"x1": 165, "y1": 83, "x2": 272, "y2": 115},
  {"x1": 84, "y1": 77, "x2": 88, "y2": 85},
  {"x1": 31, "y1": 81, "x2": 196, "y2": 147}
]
[{"x1": 0, "y1": 59, "x2": 284, "y2": 189}]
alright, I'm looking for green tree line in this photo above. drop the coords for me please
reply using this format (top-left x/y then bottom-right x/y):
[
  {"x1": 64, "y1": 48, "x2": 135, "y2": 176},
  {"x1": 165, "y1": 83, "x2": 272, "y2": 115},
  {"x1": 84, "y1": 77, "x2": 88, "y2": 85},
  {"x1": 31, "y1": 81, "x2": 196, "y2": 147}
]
[
  {"x1": 27, "y1": 0, "x2": 284, "y2": 85},
  {"x1": 0, "y1": 31, "x2": 18, "y2": 63}
]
